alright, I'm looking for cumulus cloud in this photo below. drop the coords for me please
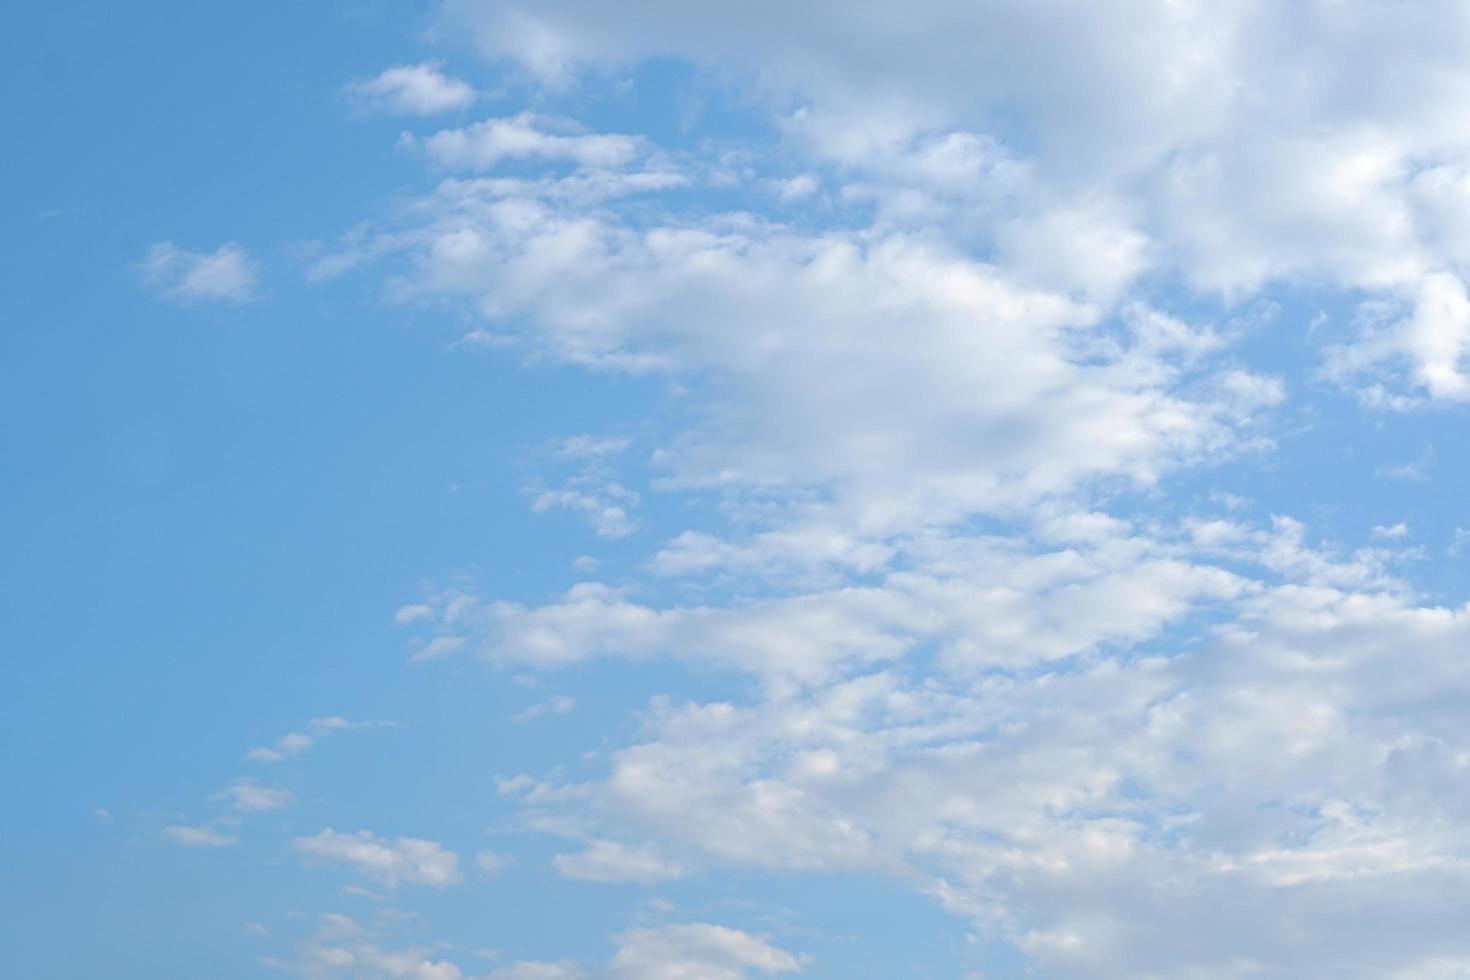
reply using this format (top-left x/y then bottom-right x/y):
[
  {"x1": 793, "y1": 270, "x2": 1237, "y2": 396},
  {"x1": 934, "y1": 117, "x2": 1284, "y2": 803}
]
[
  {"x1": 139, "y1": 241, "x2": 258, "y2": 304},
  {"x1": 321, "y1": 175, "x2": 1277, "y2": 532},
  {"x1": 228, "y1": 3, "x2": 1470, "y2": 974},
  {"x1": 294, "y1": 829, "x2": 462, "y2": 889},
  {"x1": 471, "y1": 511, "x2": 1470, "y2": 976},
  {"x1": 347, "y1": 62, "x2": 476, "y2": 115},
  {"x1": 400, "y1": 523, "x2": 1249, "y2": 680},
  {"x1": 436, "y1": 0, "x2": 1470, "y2": 403}
]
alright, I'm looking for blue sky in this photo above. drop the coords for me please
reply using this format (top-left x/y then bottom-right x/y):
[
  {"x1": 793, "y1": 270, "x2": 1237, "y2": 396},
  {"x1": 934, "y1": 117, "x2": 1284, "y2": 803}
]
[{"x1": 6, "y1": 2, "x2": 1470, "y2": 978}]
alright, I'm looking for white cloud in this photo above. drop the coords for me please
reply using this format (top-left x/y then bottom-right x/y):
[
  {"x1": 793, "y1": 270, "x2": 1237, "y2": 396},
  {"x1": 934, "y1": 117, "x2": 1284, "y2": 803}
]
[
  {"x1": 608, "y1": 924, "x2": 804, "y2": 979},
  {"x1": 475, "y1": 849, "x2": 510, "y2": 876},
  {"x1": 334, "y1": 172, "x2": 1275, "y2": 531},
  {"x1": 469, "y1": 508, "x2": 1470, "y2": 975},
  {"x1": 347, "y1": 62, "x2": 476, "y2": 116},
  {"x1": 139, "y1": 241, "x2": 258, "y2": 304},
  {"x1": 552, "y1": 839, "x2": 684, "y2": 884},
  {"x1": 218, "y1": 779, "x2": 291, "y2": 812},
  {"x1": 165, "y1": 825, "x2": 236, "y2": 848},
  {"x1": 480, "y1": 924, "x2": 800, "y2": 979},
  {"x1": 247, "y1": 716, "x2": 395, "y2": 762},
  {"x1": 248, "y1": 730, "x2": 314, "y2": 762},
  {"x1": 276, "y1": 913, "x2": 794, "y2": 980},
  {"x1": 436, "y1": 0, "x2": 1470, "y2": 403},
  {"x1": 487, "y1": 963, "x2": 586, "y2": 980},
  {"x1": 528, "y1": 477, "x2": 638, "y2": 538},
  {"x1": 411, "y1": 113, "x2": 643, "y2": 171},
  {"x1": 266, "y1": 5, "x2": 1470, "y2": 973},
  {"x1": 294, "y1": 829, "x2": 462, "y2": 889},
  {"x1": 394, "y1": 604, "x2": 434, "y2": 624},
  {"x1": 512, "y1": 695, "x2": 575, "y2": 722},
  {"x1": 410, "y1": 633, "x2": 468, "y2": 663},
  {"x1": 524, "y1": 433, "x2": 640, "y2": 537},
  {"x1": 403, "y1": 523, "x2": 1249, "y2": 680},
  {"x1": 275, "y1": 914, "x2": 467, "y2": 980},
  {"x1": 555, "y1": 434, "x2": 631, "y2": 460}
]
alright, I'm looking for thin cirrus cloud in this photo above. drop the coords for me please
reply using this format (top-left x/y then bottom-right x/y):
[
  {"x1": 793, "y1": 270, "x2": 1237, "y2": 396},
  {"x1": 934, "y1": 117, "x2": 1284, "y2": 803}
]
[
  {"x1": 246, "y1": 716, "x2": 395, "y2": 763},
  {"x1": 138, "y1": 241, "x2": 258, "y2": 304},
  {"x1": 165, "y1": 824, "x2": 237, "y2": 848}
]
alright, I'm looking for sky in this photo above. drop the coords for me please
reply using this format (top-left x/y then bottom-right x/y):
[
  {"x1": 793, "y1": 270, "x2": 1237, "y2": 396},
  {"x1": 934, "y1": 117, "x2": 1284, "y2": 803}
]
[{"x1": 5, "y1": 1, "x2": 1470, "y2": 977}]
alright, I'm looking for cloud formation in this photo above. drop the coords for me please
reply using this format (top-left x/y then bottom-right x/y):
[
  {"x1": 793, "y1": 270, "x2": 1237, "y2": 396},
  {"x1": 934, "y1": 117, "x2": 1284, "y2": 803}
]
[
  {"x1": 139, "y1": 241, "x2": 258, "y2": 304},
  {"x1": 294, "y1": 829, "x2": 462, "y2": 889},
  {"x1": 135, "y1": 3, "x2": 1470, "y2": 977},
  {"x1": 347, "y1": 62, "x2": 476, "y2": 116}
]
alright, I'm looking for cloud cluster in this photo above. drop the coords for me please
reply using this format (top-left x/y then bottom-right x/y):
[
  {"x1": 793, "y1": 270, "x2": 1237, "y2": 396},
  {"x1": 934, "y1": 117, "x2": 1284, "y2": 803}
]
[
  {"x1": 437, "y1": 0, "x2": 1470, "y2": 404},
  {"x1": 489, "y1": 588, "x2": 1470, "y2": 975},
  {"x1": 158, "y1": 4, "x2": 1470, "y2": 976},
  {"x1": 321, "y1": 171, "x2": 1279, "y2": 534}
]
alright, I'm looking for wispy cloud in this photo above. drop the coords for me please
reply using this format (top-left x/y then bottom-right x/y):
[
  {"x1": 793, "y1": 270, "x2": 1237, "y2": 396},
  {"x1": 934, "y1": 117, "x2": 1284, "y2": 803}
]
[
  {"x1": 247, "y1": 717, "x2": 396, "y2": 763},
  {"x1": 139, "y1": 241, "x2": 258, "y2": 304},
  {"x1": 165, "y1": 825, "x2": 236, "y2": 848}
]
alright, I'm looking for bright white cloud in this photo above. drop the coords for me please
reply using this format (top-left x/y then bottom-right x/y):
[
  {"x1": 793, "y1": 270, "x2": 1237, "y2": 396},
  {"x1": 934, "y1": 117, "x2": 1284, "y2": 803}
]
[
  {"x1": 472, "y1": 510, "x2": 1470, "y2": 976},
  {"x1": 328, "y1": 175, "x2": 1278, "y2": 531},
  {"x1": 434, "y1": 0, "x2": 1470, "y2": 403},
  {"x1": 139, "y1": 241, "x2": 258, "y2": 304},
  {"x1": 186, "y1": 3, "x2": 1470, "y2": 976},
  {"x1": 347, "y1": 62, "x2": 476, "y2": 116},
  {"x1": 294, "y1": 829, "x2": 462, "y2": 889}
]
